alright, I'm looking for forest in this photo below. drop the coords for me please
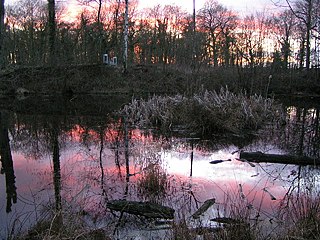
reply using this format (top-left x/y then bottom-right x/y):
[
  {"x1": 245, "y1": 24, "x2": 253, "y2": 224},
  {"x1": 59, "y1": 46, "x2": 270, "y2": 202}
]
[
  {"x1": 1, "y1": 1, "x2": 320, "y2": 240},
  {"x1": 0, "y1": 0, "x2": 320, "y2": 95}
]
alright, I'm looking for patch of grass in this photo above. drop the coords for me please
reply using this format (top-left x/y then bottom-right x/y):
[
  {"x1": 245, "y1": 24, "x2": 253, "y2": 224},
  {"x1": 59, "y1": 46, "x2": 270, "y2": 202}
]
[
  {"x1": 138, "y1": 163, "x2": 170, "y2": 200},
  {"x1": 16, "y1": 204, "x2": 110, "y2": 240},
  {"x1": 171, "y1": 219, "x2": 216, "y2": 239},
  {"x1": 210, "y1": 187, "x2": 262, "y2": 240},
  {"x1": 119, "y1": 87, "x2": 284, "y2": 138},
  {"x1": 277, "y1": 188, "x2": 320, "y2": 240}
]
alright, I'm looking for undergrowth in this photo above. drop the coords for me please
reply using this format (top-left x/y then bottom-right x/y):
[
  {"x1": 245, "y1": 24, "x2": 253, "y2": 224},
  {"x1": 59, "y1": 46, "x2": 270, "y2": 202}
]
[{"x1": 119, "y1": 87, "x2": 284, "y2": 137}]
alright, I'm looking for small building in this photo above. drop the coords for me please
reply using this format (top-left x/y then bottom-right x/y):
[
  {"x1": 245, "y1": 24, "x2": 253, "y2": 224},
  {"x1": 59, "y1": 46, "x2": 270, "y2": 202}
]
[{"x1": 103, "y1": 54, "x2": 117, "y2": 66}]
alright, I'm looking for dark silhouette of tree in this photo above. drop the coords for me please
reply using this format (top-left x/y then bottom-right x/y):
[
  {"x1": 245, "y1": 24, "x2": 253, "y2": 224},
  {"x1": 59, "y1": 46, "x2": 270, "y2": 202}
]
[
  {"x1": 77, "y1": 0, "x2": 103, "y2": 24},
  {"x1": 285, "y1": 0, "x2": 319, "y2": 69},
  {"x1": 4, "y1": 0, "x2": 47, "y2": 65},
  {"x1": 0, "y1": 0, "x2": 5, "y2": 69},
  {"x1": 198, "y1": 0, "x2": 237, "y2": 67},
  {"x1": 0, "y1": 111, "x2": 17, "y2": 213},
  {"x1": 271, "y1": 10, "x2": 296, "y2": 69},
  {"x1": 50, "y1": 121, "x2": 63, "y2": 230},
  {"x1": 48, "y1": 0, "x2": 56, "y2": 64},
  {"x1": 123, "y1": 0, "x2": 128, "y2": 72}
]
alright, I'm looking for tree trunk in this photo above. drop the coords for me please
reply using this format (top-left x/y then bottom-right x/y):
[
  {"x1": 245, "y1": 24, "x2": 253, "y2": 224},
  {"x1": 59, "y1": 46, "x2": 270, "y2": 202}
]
[
  {"x1": 97, "y1": 0, "x2": 102, "y2": 25},
  {"x1": 305, "y1": 0, "x2": 312, "y2": 69},
  {"x1": 48, "y1": 0, "x2": 56, "y2": 65},
  {"x1": 123, "y1": 0, "x2": 128, "y2": 72},
  {"x1": 0, "y1": 0, "x2": 5, "y2": 69}
]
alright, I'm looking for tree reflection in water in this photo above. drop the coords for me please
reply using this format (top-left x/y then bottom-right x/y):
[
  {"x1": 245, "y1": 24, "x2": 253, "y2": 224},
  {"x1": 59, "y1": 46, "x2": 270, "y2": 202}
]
[
  {"x1": 50, "y1": 119, "x2": 63, "y2": 229},
  {"x1": 0, "y1": 111, "x2": 17, "y2": 213},
  {"x1": 0, "y1": 101, "x2": 319, "y2": 239}
]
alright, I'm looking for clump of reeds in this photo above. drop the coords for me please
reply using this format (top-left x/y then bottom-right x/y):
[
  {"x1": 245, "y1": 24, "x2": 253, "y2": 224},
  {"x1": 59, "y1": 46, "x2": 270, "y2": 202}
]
[
  {"x1": 16, "y1": 201, "x2": 110, "y2": 240},
  {"x1": 137, "y1": 163, "x2": 170, "y2": 201},
  {"x1": 119, "y1": 87, "x2": 284, "y2": 137},
  {"x1": 210, "y1": 187, "x2": 261, "y2": 240},
  {"x1": 171, "y1": 219, "x2": 216, "y2": 239},
  {"x1": 277, "y1": 188, "x2": 320, "y2": 240}
]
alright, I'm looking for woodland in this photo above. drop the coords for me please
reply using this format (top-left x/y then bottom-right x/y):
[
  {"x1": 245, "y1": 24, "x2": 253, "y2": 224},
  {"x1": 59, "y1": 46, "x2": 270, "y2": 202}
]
[
  {"x1": 0, "y1": 0, "x2": 320, "y2": 95},
  {"x1": 1, "y1": 1, "x2": 320, "y2": 239}
]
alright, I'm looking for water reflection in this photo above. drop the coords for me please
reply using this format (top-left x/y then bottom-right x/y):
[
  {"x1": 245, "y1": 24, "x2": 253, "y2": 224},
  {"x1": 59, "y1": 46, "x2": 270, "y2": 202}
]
[
  {"x1": 0, "y1": 111, "x2": 17, "y2": 213},
  {"x1": 50, "y1": 120, "x2": 63, "y2": 228},
  {"x1": 284, "y1": 107, "x2": 320, "y2": 158},
  {"x1": 0, "y1": 101, "x2": 319, "y2": 239}
]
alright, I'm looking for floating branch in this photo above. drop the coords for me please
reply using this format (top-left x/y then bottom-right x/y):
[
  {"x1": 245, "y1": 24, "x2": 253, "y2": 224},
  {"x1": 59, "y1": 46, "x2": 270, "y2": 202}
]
[
  {"x1": 263, "y1": 188, "x2": 277, "y2": 201},
  {"x1": 239, "y1": 152, "x2": 320, "y2": 166},
  {"x1": 106, "y1": 200, "x2": 175, "y2": 219},
  {"x1": 209, "y1": 159, "x2": 231, "y2": 164}
]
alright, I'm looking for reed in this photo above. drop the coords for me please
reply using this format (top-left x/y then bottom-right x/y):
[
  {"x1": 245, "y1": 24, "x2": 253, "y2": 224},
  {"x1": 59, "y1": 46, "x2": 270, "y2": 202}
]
[
  {"x1": 277, "y1": 186, "x2": 320, "y2": 240},
  {"x1": 16, "y1": 201, "x2": 110, "y2": 240},
  {"x1": 119, "y1": 87, "x2": 284, "y2": 137},
  {"x1": 137, "y1": 163, "x2": 169, "y2": 200}
]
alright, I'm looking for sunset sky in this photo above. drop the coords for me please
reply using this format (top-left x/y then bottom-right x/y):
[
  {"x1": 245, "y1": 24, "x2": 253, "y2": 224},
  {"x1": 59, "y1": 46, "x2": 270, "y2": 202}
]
[
  {"x1": 139, "y1": 0, "x2": 284, "y2": 14},
  {"x1": 5, "y1": 0, "x2": 286, "y2": 15}
]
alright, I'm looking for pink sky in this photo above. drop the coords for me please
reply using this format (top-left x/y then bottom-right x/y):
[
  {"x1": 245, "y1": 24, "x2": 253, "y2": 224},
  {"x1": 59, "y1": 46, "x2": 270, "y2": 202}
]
[
  {"x1": 5, "y1": 0, "x2": 286, "y2": 15},
  {"x1": 139, "y1": 0, "x2": 284, "y2": 15}
]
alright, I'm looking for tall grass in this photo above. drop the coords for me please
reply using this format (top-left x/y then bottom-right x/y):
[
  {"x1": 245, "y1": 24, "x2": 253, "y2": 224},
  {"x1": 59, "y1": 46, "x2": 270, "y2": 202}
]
[
  {"x1": 15, "y1": 199, "x2": 110, "y2": 240},
  {"x1": 137, "y1": 163, "x2": 170, "y2": 202},
  {"x1": 119, "y1": 87, "x2": 284, "y2": 137},
  {"x1": 277, "y1": 184, "x2": 320, "y2": 240}
]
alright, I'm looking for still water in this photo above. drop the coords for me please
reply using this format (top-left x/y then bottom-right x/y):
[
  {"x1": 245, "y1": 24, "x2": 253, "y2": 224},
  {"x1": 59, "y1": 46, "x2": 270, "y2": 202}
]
[{"x1": 0, "y1": 95, "x2": 319, "y2": 239}]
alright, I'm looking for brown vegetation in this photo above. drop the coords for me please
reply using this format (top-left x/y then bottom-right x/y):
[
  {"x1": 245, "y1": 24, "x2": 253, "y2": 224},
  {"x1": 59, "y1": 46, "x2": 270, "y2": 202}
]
[{"x1": 119, "y1": 87, "x2": 284, "y2": 138}]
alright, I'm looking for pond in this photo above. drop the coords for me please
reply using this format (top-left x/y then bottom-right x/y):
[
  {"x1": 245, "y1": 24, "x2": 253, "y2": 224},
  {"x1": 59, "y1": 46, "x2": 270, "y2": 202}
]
[{"x1": 0, "y1": 94, "x2": 319, "y2": 239}]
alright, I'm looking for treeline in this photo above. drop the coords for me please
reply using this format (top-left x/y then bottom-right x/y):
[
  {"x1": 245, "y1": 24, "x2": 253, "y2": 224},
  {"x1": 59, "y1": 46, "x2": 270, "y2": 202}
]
[{"x1": 0, "y1": 0, "x2": 320, "y2": 73}]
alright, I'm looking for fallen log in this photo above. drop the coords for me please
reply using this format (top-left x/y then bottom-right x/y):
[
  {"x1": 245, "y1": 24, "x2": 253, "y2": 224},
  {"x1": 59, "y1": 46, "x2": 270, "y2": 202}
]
[
  {"x1": 106, "y1": 200, "x2": 175, "y2": 219},
  {"x1": 192, "y1": 198, "x2": 215, "y2": 219},
  {"x1": 239, "y1": 151, "x2": 320, "y2": 166}
]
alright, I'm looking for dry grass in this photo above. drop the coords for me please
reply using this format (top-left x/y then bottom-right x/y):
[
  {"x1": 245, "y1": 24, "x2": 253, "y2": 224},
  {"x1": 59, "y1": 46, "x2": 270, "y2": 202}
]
[
  {"x1": 277, "y1": 186, "x2": 320, "y2": 240},
  {"x1": 138, "y1": 163, "x2": 170, "y2": 201},
  {"x1": 119, "y1": 87, "x2": 284, "y2": 137},
  {"x1": 171, "y1": 219, "x2": 216, "y2": 240},
  {"x1": 15, "y1": 201, "x2": 110, "y2": 240},
  {"x1": 16, "y1": 185, "x2": 320, "y2": 240}
]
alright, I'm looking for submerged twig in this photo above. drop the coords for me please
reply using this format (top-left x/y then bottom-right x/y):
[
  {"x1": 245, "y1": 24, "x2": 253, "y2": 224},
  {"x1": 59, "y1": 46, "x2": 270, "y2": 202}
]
[{"x1": 263, "y1": 188, "x2": 277, "y2": 200}]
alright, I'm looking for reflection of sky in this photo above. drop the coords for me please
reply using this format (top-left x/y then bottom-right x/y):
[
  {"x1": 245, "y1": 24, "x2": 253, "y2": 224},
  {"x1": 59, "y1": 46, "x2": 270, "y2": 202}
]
[
  {"x1": 0, "y1": 126, "x2": 311, "y2": 238},
  {"x1": 163, "y1": 146, "x2": 297, "y2": 211}
]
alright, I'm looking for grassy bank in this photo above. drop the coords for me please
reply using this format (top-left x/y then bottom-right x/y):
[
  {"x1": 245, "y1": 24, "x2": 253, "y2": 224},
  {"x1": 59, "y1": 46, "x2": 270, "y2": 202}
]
[{"x1": 0, "y1": 64, "x2": 320, "y2": 97}]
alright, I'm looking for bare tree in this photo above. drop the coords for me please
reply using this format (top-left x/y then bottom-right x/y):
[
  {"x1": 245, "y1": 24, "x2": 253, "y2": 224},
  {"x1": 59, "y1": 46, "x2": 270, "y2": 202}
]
[
  {"x1": 0, "y1": 0, "x2": 5, "y2": 68},
  {"x1": 5, "y1": 0, "x2": 47, "y2": 65},
  {"x1": 123, "y1": 0, "x2": 128, "y2": 71},
  {"x1": 77, "y1": 0, "x2": 103, "y2": 24},
  {"x1": 48, "y1": 0, "x2": 56, "y2": 64},
  {"x1": 271, "y1": 10, "x2": 296, "y2": 69},
  {"x1": 197, "y1": 0, "x2": 236, "y2": 67},
  {"x1": 285, "y1": 0, "x2": 319, "y2": 69}
]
